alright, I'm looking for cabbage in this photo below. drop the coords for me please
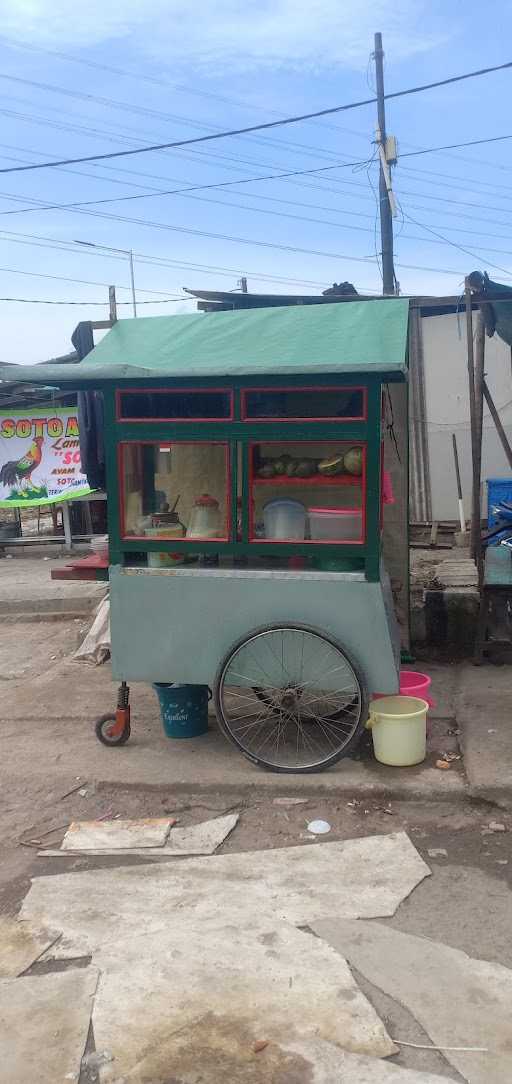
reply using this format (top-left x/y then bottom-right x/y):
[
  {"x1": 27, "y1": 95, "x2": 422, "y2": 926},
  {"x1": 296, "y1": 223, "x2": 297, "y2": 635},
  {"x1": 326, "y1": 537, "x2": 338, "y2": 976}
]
[{"x1": 343, "y1": 447, "x2": 363, "y2": 475}]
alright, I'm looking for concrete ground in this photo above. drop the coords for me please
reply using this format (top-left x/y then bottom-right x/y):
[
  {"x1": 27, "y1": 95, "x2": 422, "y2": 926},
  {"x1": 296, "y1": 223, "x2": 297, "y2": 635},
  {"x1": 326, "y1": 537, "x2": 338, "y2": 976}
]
[
  {"x1": 0, "y1": 627, "x2": 465, "y2": 798},
  {"x1": 0, "y1": 552, "x2": 105, "y2": 617},
  {"x1": 1, "y1": 556, "x2": 512, "y2": 1080}
]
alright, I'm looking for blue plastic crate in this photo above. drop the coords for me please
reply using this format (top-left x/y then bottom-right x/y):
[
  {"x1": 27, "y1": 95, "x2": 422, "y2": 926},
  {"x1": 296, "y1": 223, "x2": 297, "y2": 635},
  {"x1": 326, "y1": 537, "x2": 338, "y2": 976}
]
[{"x1": 486, "y1": 478, "x2": 512, "y2": 527}]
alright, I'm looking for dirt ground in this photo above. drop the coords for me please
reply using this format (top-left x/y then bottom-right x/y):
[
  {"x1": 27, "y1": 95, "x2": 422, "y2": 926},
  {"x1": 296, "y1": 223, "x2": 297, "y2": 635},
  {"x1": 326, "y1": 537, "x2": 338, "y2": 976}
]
[
  {"x1": 1, "y1": 613, "x2": 512, "y2": 1081},
  {"x1": 4, "y1": 785, "x2": 511, "y2": 1083}
]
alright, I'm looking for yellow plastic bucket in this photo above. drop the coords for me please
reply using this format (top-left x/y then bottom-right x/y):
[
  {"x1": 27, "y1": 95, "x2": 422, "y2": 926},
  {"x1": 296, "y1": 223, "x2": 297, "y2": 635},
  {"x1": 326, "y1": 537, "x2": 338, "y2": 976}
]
[{"x1": 366, "y1": 696, "x2": 428, "y2": 766}]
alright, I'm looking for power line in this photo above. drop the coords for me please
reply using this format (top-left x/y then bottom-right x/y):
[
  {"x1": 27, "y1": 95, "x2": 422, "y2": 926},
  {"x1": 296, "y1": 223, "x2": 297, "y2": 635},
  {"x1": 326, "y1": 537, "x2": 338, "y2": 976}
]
[
  {"x1": 1, "y1": 182, "x2": 512, "y2": 279},
  {"x1": 4, "y1": 32, "x2": 512, "y2": 178},
  {"x1": 4, "y1": 98, "x2": 512, "y2": 224},
  {"x1": 0, "y1": 33, "x2": 372, "y2": 138},
  {"x1": 3, "y1": 108, "x2": 512, "y2": 223},
  {"x1": 400, "y1": 162, "x2": 512, "y2": 198},
  {"x1": 1, "y1": 60, "x2": 511, "y2": 174},
  {"x1": 5, "y1": 151, "x2": 512, "y2": 225},
  {"x1": 0, "y1": 295, "x2": 196, "y2": 306},
  {"x1": 0, "y1": 264, "x2": 186, "y2": 296},
  {"x1": 0, "y1": 80, "x2": 374, "y2": 167},
  {"x1": 396, "y1": 200, "x2": 512, "y2": 278},
  {"x1": 0, "y1": 201, "x2": 506, "y2": 278},
  {"x1": 0, "y1": 156, "x2": 376, "y2": 216},
  {"x1": 0, "y1": 230, "x2": 345, "y2": 289},
  {"x1": 4, "y1": 202, "x2": 512, "y2": 266},
  {"x1": 4, "y1": 102, "x2": 512, "y2": 218},
  {"x1": 401, "y1": 134, "x2": 512, "y2": 159},
  {"x1": 4, "y1": 176, "x2": 512, "y2": 272}
]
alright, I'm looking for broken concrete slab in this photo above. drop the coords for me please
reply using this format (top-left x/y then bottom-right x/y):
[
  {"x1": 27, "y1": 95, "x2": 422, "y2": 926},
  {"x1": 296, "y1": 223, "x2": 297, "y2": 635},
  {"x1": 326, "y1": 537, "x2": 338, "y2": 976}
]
[
  {"x1": 311, "y1": 918, "x2": 512, "y2": 1084},
  {"x1": 43, "y1": 813, "x2": 240, "y2": 858},
  {"x1": 23, "y1": 833, "x2": 430, "y2": 958},
  {"x1": 61, "y1": 816, "x2": 174, "y2": 851},
  {"x1": 0, "y1": 967, "x2": 98, "y2": 1083},
  {"x1": 0, "y1": 915, "x2": 60, "y2": 977},
  {"x1": 92, "y1": 921, "x2": 395, "y2": 1083},
  {"x1": 161, "y1": 812, "x2": 239, "y2": 854},
  {"x1": 282, "y1": 1041, "x2": 459, "y2": 1083}
]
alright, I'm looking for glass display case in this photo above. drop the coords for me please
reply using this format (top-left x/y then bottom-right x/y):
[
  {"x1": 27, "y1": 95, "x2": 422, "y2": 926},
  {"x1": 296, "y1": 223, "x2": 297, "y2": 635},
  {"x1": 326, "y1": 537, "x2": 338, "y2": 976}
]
[
  {"x1": 249, "y1": 441, "x2": 365, "y2": 543},
  {"x1": 113, "y1": 378, "x2": 385, "y2": 579},
  {"x1": 120, "y1": 441, "x2": 230, "y2": 542}
]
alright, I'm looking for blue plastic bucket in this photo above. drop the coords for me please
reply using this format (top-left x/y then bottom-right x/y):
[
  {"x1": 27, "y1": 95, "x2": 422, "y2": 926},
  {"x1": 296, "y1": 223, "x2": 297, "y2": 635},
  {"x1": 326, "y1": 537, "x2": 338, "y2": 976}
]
[{"x1": 153, "y1": 684, "x2": 210, "y2": 739}]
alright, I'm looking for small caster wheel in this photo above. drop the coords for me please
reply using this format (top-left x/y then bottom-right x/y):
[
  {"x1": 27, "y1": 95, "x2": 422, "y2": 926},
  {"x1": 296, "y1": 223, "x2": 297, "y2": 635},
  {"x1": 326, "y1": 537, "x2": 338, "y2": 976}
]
[{"x1": 95, "y1": 714, "x2": 131, "y2": 747}]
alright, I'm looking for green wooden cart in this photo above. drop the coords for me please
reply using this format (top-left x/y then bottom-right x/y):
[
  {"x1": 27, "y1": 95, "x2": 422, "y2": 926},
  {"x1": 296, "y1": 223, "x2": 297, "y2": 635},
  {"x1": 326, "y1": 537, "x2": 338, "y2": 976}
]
[{"x1": 0, "y1": 299, "x2": 409, "y2": 773}]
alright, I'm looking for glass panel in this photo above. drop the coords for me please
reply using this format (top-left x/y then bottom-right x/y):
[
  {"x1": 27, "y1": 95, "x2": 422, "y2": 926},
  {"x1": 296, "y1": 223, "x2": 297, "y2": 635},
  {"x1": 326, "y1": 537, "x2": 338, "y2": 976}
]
[
  {"x1": 250, "y1": 441, "x2": 365, "y2": 543},
  {"x1": 118, "y1": 389, "x2": 232, "y2": 420},
  {"x1": 243, "y1": 387, "x2": 364, "y2": 420},
  {"x1": 120, "y1": 442, "x2": 230, "y2": 541}
]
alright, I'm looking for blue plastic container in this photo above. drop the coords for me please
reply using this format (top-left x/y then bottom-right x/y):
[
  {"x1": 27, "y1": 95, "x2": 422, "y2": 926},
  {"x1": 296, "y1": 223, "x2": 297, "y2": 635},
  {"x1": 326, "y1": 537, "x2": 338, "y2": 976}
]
[
  {"x1": 486, "y1": 478, "x2": 512, "y2": 527},
  {"x1": 153, "y1": 684, "x2": 210, "y2": 739}
]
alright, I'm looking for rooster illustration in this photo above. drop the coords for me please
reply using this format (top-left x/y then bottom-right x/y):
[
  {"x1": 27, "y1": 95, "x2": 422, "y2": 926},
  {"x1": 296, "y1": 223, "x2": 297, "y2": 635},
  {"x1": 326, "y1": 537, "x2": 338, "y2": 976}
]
[{"x1": 0, "y1": 436, "x2": 44, "y2": 490}]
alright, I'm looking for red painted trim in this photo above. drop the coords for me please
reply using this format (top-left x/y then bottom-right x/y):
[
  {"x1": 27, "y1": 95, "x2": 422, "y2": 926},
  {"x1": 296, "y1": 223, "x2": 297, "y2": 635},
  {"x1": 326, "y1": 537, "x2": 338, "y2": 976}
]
[
  {"x1": 253, "y1": 474, "x2": 359, "y2": 487},
  {"x1": 380, "y1": 440, "x2": 384, "y2": 531},
  {"x1": 361, "y1": 443, "x2": 367, "y2": 545},
  {"x1": 241, "y1": 385, "x2": 367, "y2": 423},
  {"x1": 116, "y1": 387, "x2": 234, "y2": 423},
  {"x1": 248, "y1": 440, "x2": 254, "y2": 542},
  {"x1": 118, "y1": 439, "x2": 232, "y2": 542},
  {"x1": 248, "y1": 440, "x2": 366, "y2": 545}
]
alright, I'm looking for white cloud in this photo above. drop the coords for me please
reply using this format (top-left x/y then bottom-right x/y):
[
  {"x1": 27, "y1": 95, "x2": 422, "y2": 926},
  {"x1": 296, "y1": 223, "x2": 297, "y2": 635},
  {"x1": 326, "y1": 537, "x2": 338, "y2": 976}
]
[{"x1": 2, "y1": 0, "x2": 446, "y2": 72}]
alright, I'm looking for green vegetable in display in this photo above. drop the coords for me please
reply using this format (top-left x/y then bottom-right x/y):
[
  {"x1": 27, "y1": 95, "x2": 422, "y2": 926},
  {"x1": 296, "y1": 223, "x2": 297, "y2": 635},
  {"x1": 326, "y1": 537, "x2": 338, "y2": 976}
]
[
  {"x1": 286, "y1": 460, "x2": 298, "y2": 476},
  {"x1": 318, "y1": 454, "x2": 345, "y2": 476},
  {"x1": 295, "y1": 459, "x2": 317, "y2": 478},
  {"x1": 257, "y1": 461, "x2": 276, "y2": 478},
  {"x1": 343, "y1": 447, "x2": 363, "y2": 476},
  {"x1": 272, "y1": 458, "x2": 287, "y2": 475}
]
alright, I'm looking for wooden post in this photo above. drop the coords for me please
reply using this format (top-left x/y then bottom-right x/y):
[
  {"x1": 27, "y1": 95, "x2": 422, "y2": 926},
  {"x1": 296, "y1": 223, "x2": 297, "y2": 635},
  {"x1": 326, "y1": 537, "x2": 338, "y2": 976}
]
[
  {"x1": 465, "y1": 281, "x2": 479, "y2": 559},
  {"x1": 471, "y1": 310, "x2": 485, "y2": 562},
  {"x1": 483, "y1": 379, "x2": 512, "y2": 469},
  {"x1": 109, "y1": 286, "x2": 117, "y2": 324}
]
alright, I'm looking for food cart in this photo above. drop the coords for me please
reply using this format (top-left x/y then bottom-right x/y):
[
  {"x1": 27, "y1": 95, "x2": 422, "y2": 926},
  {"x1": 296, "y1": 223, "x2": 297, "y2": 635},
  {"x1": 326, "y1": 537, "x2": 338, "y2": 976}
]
[{"x1": 0, "y1": 299, "x2": 409, "y2": 773}]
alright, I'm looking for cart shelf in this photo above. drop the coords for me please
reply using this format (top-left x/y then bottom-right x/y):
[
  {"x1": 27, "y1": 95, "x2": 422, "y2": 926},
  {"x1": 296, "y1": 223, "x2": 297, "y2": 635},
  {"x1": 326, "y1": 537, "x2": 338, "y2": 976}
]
[{"x1": 253, "y1": 474, "x2": 361, "y2": 486}]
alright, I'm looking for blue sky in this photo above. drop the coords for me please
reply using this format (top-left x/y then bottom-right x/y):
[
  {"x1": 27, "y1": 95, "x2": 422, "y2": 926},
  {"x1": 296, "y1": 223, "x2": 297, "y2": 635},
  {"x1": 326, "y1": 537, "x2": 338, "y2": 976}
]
[{"x1": 0, "y1": 0, "x2": 511, "y2": 361}]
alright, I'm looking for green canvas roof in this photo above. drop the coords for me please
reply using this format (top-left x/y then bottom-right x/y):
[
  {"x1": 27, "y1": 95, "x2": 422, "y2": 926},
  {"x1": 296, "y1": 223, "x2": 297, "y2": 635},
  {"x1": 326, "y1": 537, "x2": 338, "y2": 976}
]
[{"x1": 0, "y1": 298, "x2": 409, "y2": 385}]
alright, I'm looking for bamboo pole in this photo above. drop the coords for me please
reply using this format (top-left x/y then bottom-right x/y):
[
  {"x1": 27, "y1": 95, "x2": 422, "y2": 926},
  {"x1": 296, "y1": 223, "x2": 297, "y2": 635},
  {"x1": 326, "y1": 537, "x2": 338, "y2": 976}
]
[{"x1": 483, "y1": 380, "x2": 512, "y2": 469}]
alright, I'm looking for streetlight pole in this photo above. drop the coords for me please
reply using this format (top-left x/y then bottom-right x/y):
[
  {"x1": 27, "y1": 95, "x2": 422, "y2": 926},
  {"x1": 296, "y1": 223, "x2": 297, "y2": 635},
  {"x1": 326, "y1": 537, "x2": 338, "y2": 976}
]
[
  {"x1": 73, "y1": 239, "x2": 138, "y2": 317},
  {"x1": 128, "y1": 250, "x2": 137, "y2": 317}
]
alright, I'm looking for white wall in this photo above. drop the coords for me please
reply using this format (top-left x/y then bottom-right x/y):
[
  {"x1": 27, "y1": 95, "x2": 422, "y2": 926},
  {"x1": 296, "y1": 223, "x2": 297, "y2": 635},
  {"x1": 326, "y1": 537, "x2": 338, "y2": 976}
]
[{"x1": 421, "y1": 312, "x2": 512, "y2": 522}]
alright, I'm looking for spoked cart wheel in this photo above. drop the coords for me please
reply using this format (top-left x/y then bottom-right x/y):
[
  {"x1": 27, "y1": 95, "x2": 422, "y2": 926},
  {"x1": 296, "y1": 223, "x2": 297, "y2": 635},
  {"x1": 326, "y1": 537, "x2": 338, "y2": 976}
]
[
  {"x1": 94, "y1": 681, "x2": 131, "y2": 747},
  {"x1": 214, "y1": 623, "x2": 367, "y2": 773}
]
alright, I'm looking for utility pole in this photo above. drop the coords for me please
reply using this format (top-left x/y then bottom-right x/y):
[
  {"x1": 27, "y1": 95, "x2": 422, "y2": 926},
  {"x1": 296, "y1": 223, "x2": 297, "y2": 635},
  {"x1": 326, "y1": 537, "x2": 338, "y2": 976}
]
[{"x1": 374, "y1": 32, "x2": 396, "y2": 296}]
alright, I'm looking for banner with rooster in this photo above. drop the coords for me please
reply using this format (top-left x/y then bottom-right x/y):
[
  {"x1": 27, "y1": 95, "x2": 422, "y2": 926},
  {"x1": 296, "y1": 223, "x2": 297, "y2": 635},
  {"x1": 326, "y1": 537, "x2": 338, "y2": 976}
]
[{"x1": 0, "y1": 408, "x2": 93, "y2": 507}]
